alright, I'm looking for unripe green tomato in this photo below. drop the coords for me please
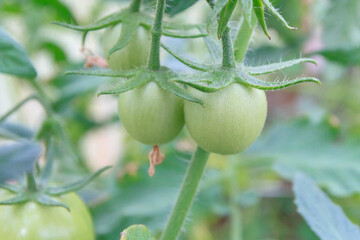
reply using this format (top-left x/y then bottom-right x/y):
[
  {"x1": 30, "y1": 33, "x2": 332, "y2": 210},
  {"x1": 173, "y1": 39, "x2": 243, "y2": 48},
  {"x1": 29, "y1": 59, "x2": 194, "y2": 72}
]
[
  {"x1": 118, "y1": 82, "x2": 185, "y2": 145},
  {"x1": 184, "y1": 84, "x2": 267, "y2": 155},
  {"x1": 0, "y1": 191, "x2": 95, "y2": 240},
  {"x1": 102, "y1": 25, "x2": 151, "y2": 70}
]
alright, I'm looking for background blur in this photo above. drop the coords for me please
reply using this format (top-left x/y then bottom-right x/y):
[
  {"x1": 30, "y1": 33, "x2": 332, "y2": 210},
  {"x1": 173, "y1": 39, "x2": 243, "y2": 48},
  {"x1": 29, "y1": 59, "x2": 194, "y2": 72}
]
[{"x1": 1, "y1": 0, "x2": 360, "y2": 239}]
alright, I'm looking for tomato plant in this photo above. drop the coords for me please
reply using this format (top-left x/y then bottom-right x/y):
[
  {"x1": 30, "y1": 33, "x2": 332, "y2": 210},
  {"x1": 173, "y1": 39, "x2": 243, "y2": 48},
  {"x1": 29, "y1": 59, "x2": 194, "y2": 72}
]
[
  {"x1": 118, "y1": 81, "x2": 184, "y2": 145},
  {"x1": 102, "y1": 25, "x2": 150, "y2": 71},
  {"x1": 0, "y1": 191, "x2": 94, "y2": 240},
  {"x1": 185, "y1": 83, "x2": 267, "y2": 155}
]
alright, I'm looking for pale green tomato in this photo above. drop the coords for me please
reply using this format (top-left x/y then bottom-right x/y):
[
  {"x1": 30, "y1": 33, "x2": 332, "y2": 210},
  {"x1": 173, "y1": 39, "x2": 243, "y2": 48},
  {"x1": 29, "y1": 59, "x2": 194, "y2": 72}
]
[
  {"x1": 118, "y1": 82, "x2": 185, "y2": 145},
  {"x1": 102, "y1": 25, "x2": 150, "y2": 70},
  {"x1": 184, "y1": 83, "x2": 267, "y2": 155},
  {"x1": 0, "y1": 191, "x2": 95, "y2": 240}
]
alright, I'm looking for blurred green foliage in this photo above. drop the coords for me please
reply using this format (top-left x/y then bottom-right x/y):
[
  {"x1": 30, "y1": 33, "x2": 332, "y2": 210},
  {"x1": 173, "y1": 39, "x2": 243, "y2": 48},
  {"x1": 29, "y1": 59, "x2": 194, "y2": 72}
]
[{"x1": 1, "y1": 0, "x2": 360, "y2": 239}]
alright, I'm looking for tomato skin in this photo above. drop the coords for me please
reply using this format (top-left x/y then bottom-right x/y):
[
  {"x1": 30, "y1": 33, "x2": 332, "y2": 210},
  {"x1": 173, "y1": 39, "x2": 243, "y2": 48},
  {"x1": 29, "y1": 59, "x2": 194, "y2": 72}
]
[
  {"x1": 184, "y1": 83, "x2": 267, "y2": 155},
  {"x1": 118, "y1": 82, "x2": 185, "y2": 145},
  {"x1": 102, "y1": 25, "x2": 151, "y2": 71},
  {"x1": 0, "y1": 191, "x2": 94, "y2": 240}
]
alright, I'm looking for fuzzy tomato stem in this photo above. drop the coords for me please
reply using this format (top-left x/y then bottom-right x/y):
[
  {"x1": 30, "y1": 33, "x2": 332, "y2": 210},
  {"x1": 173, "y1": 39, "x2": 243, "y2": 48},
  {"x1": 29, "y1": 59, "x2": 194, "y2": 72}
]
[
  {"x1": 148, "y1": 0, "x2": 166, "y2": 71},
  {"x1": 222, "y1": 27, "x2": 236, "y2": 68},
  {"x1": 129, "y1": 0, "x2": 142, "y2": 12},
  {"x1": 160, "y1": 147, "x2": 210, "y2": 240}
]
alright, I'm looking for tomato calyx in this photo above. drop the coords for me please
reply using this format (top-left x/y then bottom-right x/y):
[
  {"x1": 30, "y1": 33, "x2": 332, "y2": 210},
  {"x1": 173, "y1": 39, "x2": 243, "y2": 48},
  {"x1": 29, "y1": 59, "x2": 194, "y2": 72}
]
[
  {"x1": 66, "y1": 67, "x2": 205, "y2": 105},
  {"x1": 54, "y1": 8, "x2": 207, "y2": 59},
  {"x1": 148, "y1": 145, "x2": 165, "y2": 177},
  {"x1": 0, "y1": 141, "x2": 110, "y2": 211},
  {"x1": 162, "y1": 41, "x2": 320, "y2": 92}
]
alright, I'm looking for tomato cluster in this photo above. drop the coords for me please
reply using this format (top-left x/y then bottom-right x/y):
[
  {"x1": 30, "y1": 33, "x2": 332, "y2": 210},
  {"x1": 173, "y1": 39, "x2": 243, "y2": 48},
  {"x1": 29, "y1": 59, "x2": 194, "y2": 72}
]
[{"x1": 110, "y1": 28, "x2": 267, "y2": 155}]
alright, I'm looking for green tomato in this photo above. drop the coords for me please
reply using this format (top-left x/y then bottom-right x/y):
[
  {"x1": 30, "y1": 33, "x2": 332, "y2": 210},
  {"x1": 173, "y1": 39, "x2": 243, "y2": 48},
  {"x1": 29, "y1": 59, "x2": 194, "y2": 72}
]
[
  {"x1": 0, "y1": 191, "x2": 94, "y2": 240},
  {"x1": 118, "y1": 82, "x2": 185, "y2": 145},
  {"x1": 184, "y1": 83, "x2": 267, "y2": 155},
  {"x1": 102, "y1": 25, "x2": 151, "y2": 70}
]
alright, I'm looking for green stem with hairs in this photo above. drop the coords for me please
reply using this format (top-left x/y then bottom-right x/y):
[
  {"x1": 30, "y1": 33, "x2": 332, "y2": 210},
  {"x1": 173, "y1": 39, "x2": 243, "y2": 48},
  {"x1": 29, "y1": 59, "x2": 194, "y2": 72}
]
[
  {"x1": 129, "y1": 0, "x2": 142, "y2": 12},
  {"x1": 147, "y1": 0, "x2": 166, "y2": 70},
  {"x1": 160, "y1": 147, "x2": 210, "y2": 240},
  {"x1": 234, "y1": 11, "x2": 257, "y2": 62},
  {"x1": 222, "y1": 27, "x2": 236, "y2": 68}
]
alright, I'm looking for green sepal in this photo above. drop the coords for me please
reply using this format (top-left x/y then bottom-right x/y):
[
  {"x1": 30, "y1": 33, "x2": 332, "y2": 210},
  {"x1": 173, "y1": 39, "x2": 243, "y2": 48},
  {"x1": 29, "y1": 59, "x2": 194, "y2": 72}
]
[
  {"x1": 173, "y1": 69, "x2": 234, "y2": 93},
  {"x1": 0, "y1": 195, "x2": 27, "y2": 205},
  {"x1": 107, "y1": 18, "x2": 141, "y2": 57},
  {"x1": 53, "y1": 11, "x2": 126, "y2": 32},
  {"x1": 218, "y1": 0, "x2": 238, "y2": 39},
  {"x1": 236, "y1": 70, "x2": 321, "y2": 90},
  {"x1": 97, "y1": 72, "x2": 149, "y2": 96},
  {"x1": 245, "y1": 58, "x2": 317, "y2": 75},
  {"x1": 262, "y1": 0, "x2": 297, "y2": 30},
  {"x1": 65, "y1": 68, "x2": 139, "y2": 78},
  {"x1": 253, "y1": 0, "x2": 271, "y2": 40},
  {"x1": 208, "y1": 0, "x2": 228, "y2": 28},
  {"x1": 0, "y1": 183, "x2": 21, "y2": 193},
  {"x1": 45, "y1": 166, "x2": 111, "y2": 196},
  {"x1": 158, "y1": 80, "x2": 204, "y2": 106},
  {"x1": 120, "y1": 224, "x2": 156, "y2": 240},
  {"x1": 161, "y1": 43, "x2": 211, "y2": 71},
  {"x1": 36, "y1": 195, "x2": 70, "y2": 212}
]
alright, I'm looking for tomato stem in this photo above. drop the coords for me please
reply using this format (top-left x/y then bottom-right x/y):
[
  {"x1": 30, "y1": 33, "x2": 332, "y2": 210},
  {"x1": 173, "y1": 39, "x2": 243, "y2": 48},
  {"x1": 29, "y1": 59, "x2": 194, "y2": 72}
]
[
  {"x1": 160, "y1": 146, "x2": 210, "y2": 240},
  {"x1": 234, "y1": 11, "x2": 257, "y2": 63},
  {"x1": 222, "y1": 27, "x2": 236, "y2": 68},
  {"x1": 147, "y1": 0, "x2": 165, "y2": 71},
  {"x1": 129, "y1": 0, "x2": 142, "y2": 12},
  {"x1": 26, "y1": 172, "x2": 38, "y2": 193}
]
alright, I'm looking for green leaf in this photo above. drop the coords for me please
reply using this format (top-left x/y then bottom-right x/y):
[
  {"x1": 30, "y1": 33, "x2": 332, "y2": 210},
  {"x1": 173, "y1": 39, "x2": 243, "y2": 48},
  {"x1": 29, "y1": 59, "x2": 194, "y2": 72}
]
[
  {"x1": 53, "y1": 11, "x2": 125, "y2": 32},
  {"x1": 247, "y1": 117, "x2": 360, "y2": 196},
  {"x1": 46, "y1": 166, "x2": 111, "y2": 196},
  {"x1": 315, "y1": 46, "x2": 360, "y2": 65},
  {"x1": 236, "y1": 70, "x2": 320, "y2": 90},
  {"x1": 65, "y1": 68, "x2": 139, "y2": 78},
  {"x1": 208, "y1": 0, "x2": 228, "y2": 27},
  {"x1": 262, "y1": 0, "x2": 297, "y2": 30},
  {"x1": 165, "y1": 0, "x2": 199, "y2": 16},
  {"x1": 253, "y1": 0, "x2": 271, "y2": 39},
  {"x1": 0, "y1": 28, "x2": 37, "y2": 78},
  {"x1": 294, "y1": 173, "x2": 360, "y2": 239},
  {"x1": 0, "y1": 142, "x2": 42, "y2": 183},
  {"x1": 0, "y1": 122, "x2": 34, "y2": 141},
  {"x1": 120, "y1": 224, "x2": 156, "y2": 240},
  {"x1": 161, "y1": 43, "x2": 211, "y2": 71},
  {"x1": 218, "y1": 0, "x2": 237, "y2": 38},
  {"x1": 107, "y1": 19, "x2": 140, "y2": 57},
  {"x1": 97, "y1": 73, "x2": 149, "y2": 96},
  {"x1": 245, "y1": 58, "x2": 317, "y2": 75}
]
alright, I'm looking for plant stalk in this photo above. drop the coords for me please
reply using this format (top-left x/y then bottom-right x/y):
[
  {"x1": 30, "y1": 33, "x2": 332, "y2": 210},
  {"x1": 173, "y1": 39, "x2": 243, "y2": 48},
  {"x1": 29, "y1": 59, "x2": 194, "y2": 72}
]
[
  {"x1": 26, "y1": 172, "x2": 38, "y2": 193},
  {"x1": 160, "y1": 147, "x2": 210, "y2": 240},
  {"x1": 234, "y1": 12, "x2": 257, "y2": 62},
  {"x1": 147, "y1": 0, "x2": 166, "y2": 71},
  {"x1": 222, "y1": 27, "x2": 236, "y2": 68},
  {"x1": 129, "y1": 0, "x2": 142, "y2": 12}
]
